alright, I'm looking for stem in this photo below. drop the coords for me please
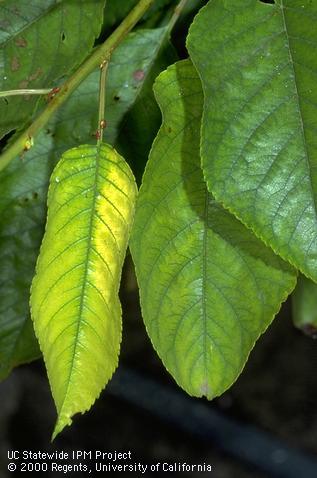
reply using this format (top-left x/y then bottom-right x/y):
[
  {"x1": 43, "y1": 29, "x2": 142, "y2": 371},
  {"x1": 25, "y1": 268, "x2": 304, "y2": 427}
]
[
  {"x1": 0, "y1": 0, "x2": 153, "y2": 172},
  {"x1": 97, "y1": 59, "x2": 109, "y2": 147},
  {"x1": 0, "y1": 89, "x2": 52, "y2": 98},
  {"x1": 167, "y1": 0, "x2": 190, "y2": 34}
]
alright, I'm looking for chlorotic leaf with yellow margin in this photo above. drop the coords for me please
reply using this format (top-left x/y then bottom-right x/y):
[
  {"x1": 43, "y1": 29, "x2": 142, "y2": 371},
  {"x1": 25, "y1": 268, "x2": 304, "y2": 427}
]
[
  {"x1": 130, "y1": 60, "x2": 296, "y2": 399},
  {"x1": 30, "y1": 143, "x2": 137, "y2": 439}
]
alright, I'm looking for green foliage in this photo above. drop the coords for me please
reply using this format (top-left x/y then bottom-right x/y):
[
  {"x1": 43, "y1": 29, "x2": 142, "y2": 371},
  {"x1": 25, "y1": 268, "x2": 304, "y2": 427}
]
[
  {"x1": 30, "y1": 144, "x2": 137, "y2": 438},
  {"x1": 114, "y1": 29, "x2": 176, "y2": 181},
  {"x1": 0, "y1": 133, "x2": 48, "y2": 379},
  {"x1": 0, "y1": 26, "x2": 173, "y2": 382},
  {"x1": 187, "y1": 0, "x2": 317, "y2": 281},
  {"x1": 292, "y1": 275, "x2": 317, "y2": 338},
  {"x1": 130, "y1": 60, "x2": 296, "y2": 399},
  {"x1": 0, "y1": 0, "x2": 106, "y2": 138},
  {"x1": 0, "y1": 0, "x2": 316, "y2": 438}
]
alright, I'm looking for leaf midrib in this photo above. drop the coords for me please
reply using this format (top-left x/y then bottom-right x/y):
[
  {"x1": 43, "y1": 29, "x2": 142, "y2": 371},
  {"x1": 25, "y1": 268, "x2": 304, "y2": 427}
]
[{"x1": 57, "y1": 145, "x2": 101, "y2": 416}]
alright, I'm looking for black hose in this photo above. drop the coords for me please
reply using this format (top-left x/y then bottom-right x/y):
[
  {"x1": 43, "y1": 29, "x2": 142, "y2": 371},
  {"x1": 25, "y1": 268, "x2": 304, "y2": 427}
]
[{"x1": 108, "y1": 367, "x2": 317, "y2": 478}]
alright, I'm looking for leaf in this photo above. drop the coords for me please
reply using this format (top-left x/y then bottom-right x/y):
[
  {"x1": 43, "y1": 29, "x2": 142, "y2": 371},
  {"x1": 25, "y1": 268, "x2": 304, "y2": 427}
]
[
  {"x1": 0, "y1": 27, "x2": 173, "y2": 380},
  {"x1": 292, "y1": 275, "x2": 317, "y2": 338},
  {"x1": 0, "y1": 131, "x2": 53, "y2": 380},
  {"x1": 51, "y1": 28, "x2": 176, "y2": 171},
  {"x1": 30, "y1": 143, "x2": 137, "y2": 438},
  {"x1": 187, "y1": 0, "x2": 317, "y2": 281},
  {"x1": 0, "y1": 0, "x2": 106, "y2": 138},
  {"x1": 130, "y1": 59, "x2": 296, "y2": 399},
  {"x1": 103, "y1": 0, "x2": 138, "y2": 31},
  {"x1": 115, "y1": 31, "x2": 177, "y2": 181}
]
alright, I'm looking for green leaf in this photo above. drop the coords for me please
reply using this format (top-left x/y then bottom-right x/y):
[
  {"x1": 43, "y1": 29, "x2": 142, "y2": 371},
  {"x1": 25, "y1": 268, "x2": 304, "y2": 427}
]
[
  {"x1": 0, "y1": 27, "x2": 172, "y2": 380},
  {"x1": 130, "y1": 59, "x2": 296, "y2": 399},
  {"x1": 292, "y1": 275, "x2": 317, "y2": 338},
  {"x1": 187, "y1": 0, "x2": 317, "y2": 281},
  {"x1": 115, "y1": 31, "x2": 176, "y2": 181},
  {"x1": 0, "y1": 131, "x2": 53, "y2": 380},
  {"x1": 104, "y1": 0, "x2": 138, "y2": 31},
  {"x1": 55, "y1": 28, "x2": 175, "y2": 163},
  {"x1": 30, "y1": 143, "x2": 137, "y2": 438},
  {"x1": 0, "y1": 0, "x2": 105, "y2": 138}
]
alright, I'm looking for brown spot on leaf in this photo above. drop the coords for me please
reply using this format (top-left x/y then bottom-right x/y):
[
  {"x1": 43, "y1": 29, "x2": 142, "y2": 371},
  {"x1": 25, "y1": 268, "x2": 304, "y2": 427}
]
[
  {"x1": 19, "y1": 80, "x2": 29, "y2": 88},
  {"x1": 11, "y1": 56, "x2": 20, "y2": 71},
  {"x1": 133, "y1": 69, "x2": 145, "y2": 81},
  {"x1": 15, "y1": 37, "x2": 27, "y2": 47},
  {"x1": 28, "y1": 68, "x2": 43, "y2": 82}
]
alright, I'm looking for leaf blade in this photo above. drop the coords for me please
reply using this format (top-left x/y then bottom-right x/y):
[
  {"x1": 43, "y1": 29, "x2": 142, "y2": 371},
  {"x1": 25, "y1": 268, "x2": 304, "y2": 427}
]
[
  {"x1": 130, "y1": 59, "x2": 296, "y2": 398},
  {"x1": 30, "y1": 143, "x2": 137, "y2": 438},
  {"x1": 187, "y1": 0, "x2": 317, "y2": 281},
  {"x1": 0, "y1": 27, "x2": 171, "y2": 380},
  {"x1": 0, "y1": 0, "x2": 106, "y2": 138},
  {"x1": 0, "y1": 131, "x2": 53, "y2": 379}
]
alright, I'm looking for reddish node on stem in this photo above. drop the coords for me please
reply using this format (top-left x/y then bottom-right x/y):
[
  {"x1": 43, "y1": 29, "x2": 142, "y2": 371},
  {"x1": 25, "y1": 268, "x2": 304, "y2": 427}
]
[{"x1": 47, "y1": 87, "x2": 61, "y2": 101}]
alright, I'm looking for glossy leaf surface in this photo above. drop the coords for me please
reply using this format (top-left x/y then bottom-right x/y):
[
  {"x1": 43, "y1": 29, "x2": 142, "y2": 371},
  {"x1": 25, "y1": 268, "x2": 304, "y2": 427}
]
[
  {"x1": 0, "y1": 0, "x2": 105, "y2": 138},
  {"x1": 130, "y1": 60, "x2": 296, "y2": 399},
  {"x1": 30, "y1": 144, "x2": 137, "y2": 438},
  {"x1": 187, "y1": 0, "x2": 317, "y2": 281}
]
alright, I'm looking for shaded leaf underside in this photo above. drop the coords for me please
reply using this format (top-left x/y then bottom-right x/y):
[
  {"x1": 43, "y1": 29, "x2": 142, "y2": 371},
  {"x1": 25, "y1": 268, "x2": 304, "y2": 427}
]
[{"x1": 130, "y1": 60, "x2": 296, "y2": 399}]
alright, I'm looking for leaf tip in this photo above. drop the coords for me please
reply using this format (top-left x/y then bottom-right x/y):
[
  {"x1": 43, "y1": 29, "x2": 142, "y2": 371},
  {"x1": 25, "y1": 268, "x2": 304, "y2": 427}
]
[
  {"x1": 198, "y1": 380, "x2": 214, "y2": 400},
  {"x1": 51, "y1": 414, "x2": 73, "y2": 442}
]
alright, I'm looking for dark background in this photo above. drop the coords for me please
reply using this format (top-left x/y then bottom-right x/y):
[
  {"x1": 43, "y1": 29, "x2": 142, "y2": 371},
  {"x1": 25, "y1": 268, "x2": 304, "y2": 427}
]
[{"x1": 0, "y1": 258, "x2": 317, "y2": 478}]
